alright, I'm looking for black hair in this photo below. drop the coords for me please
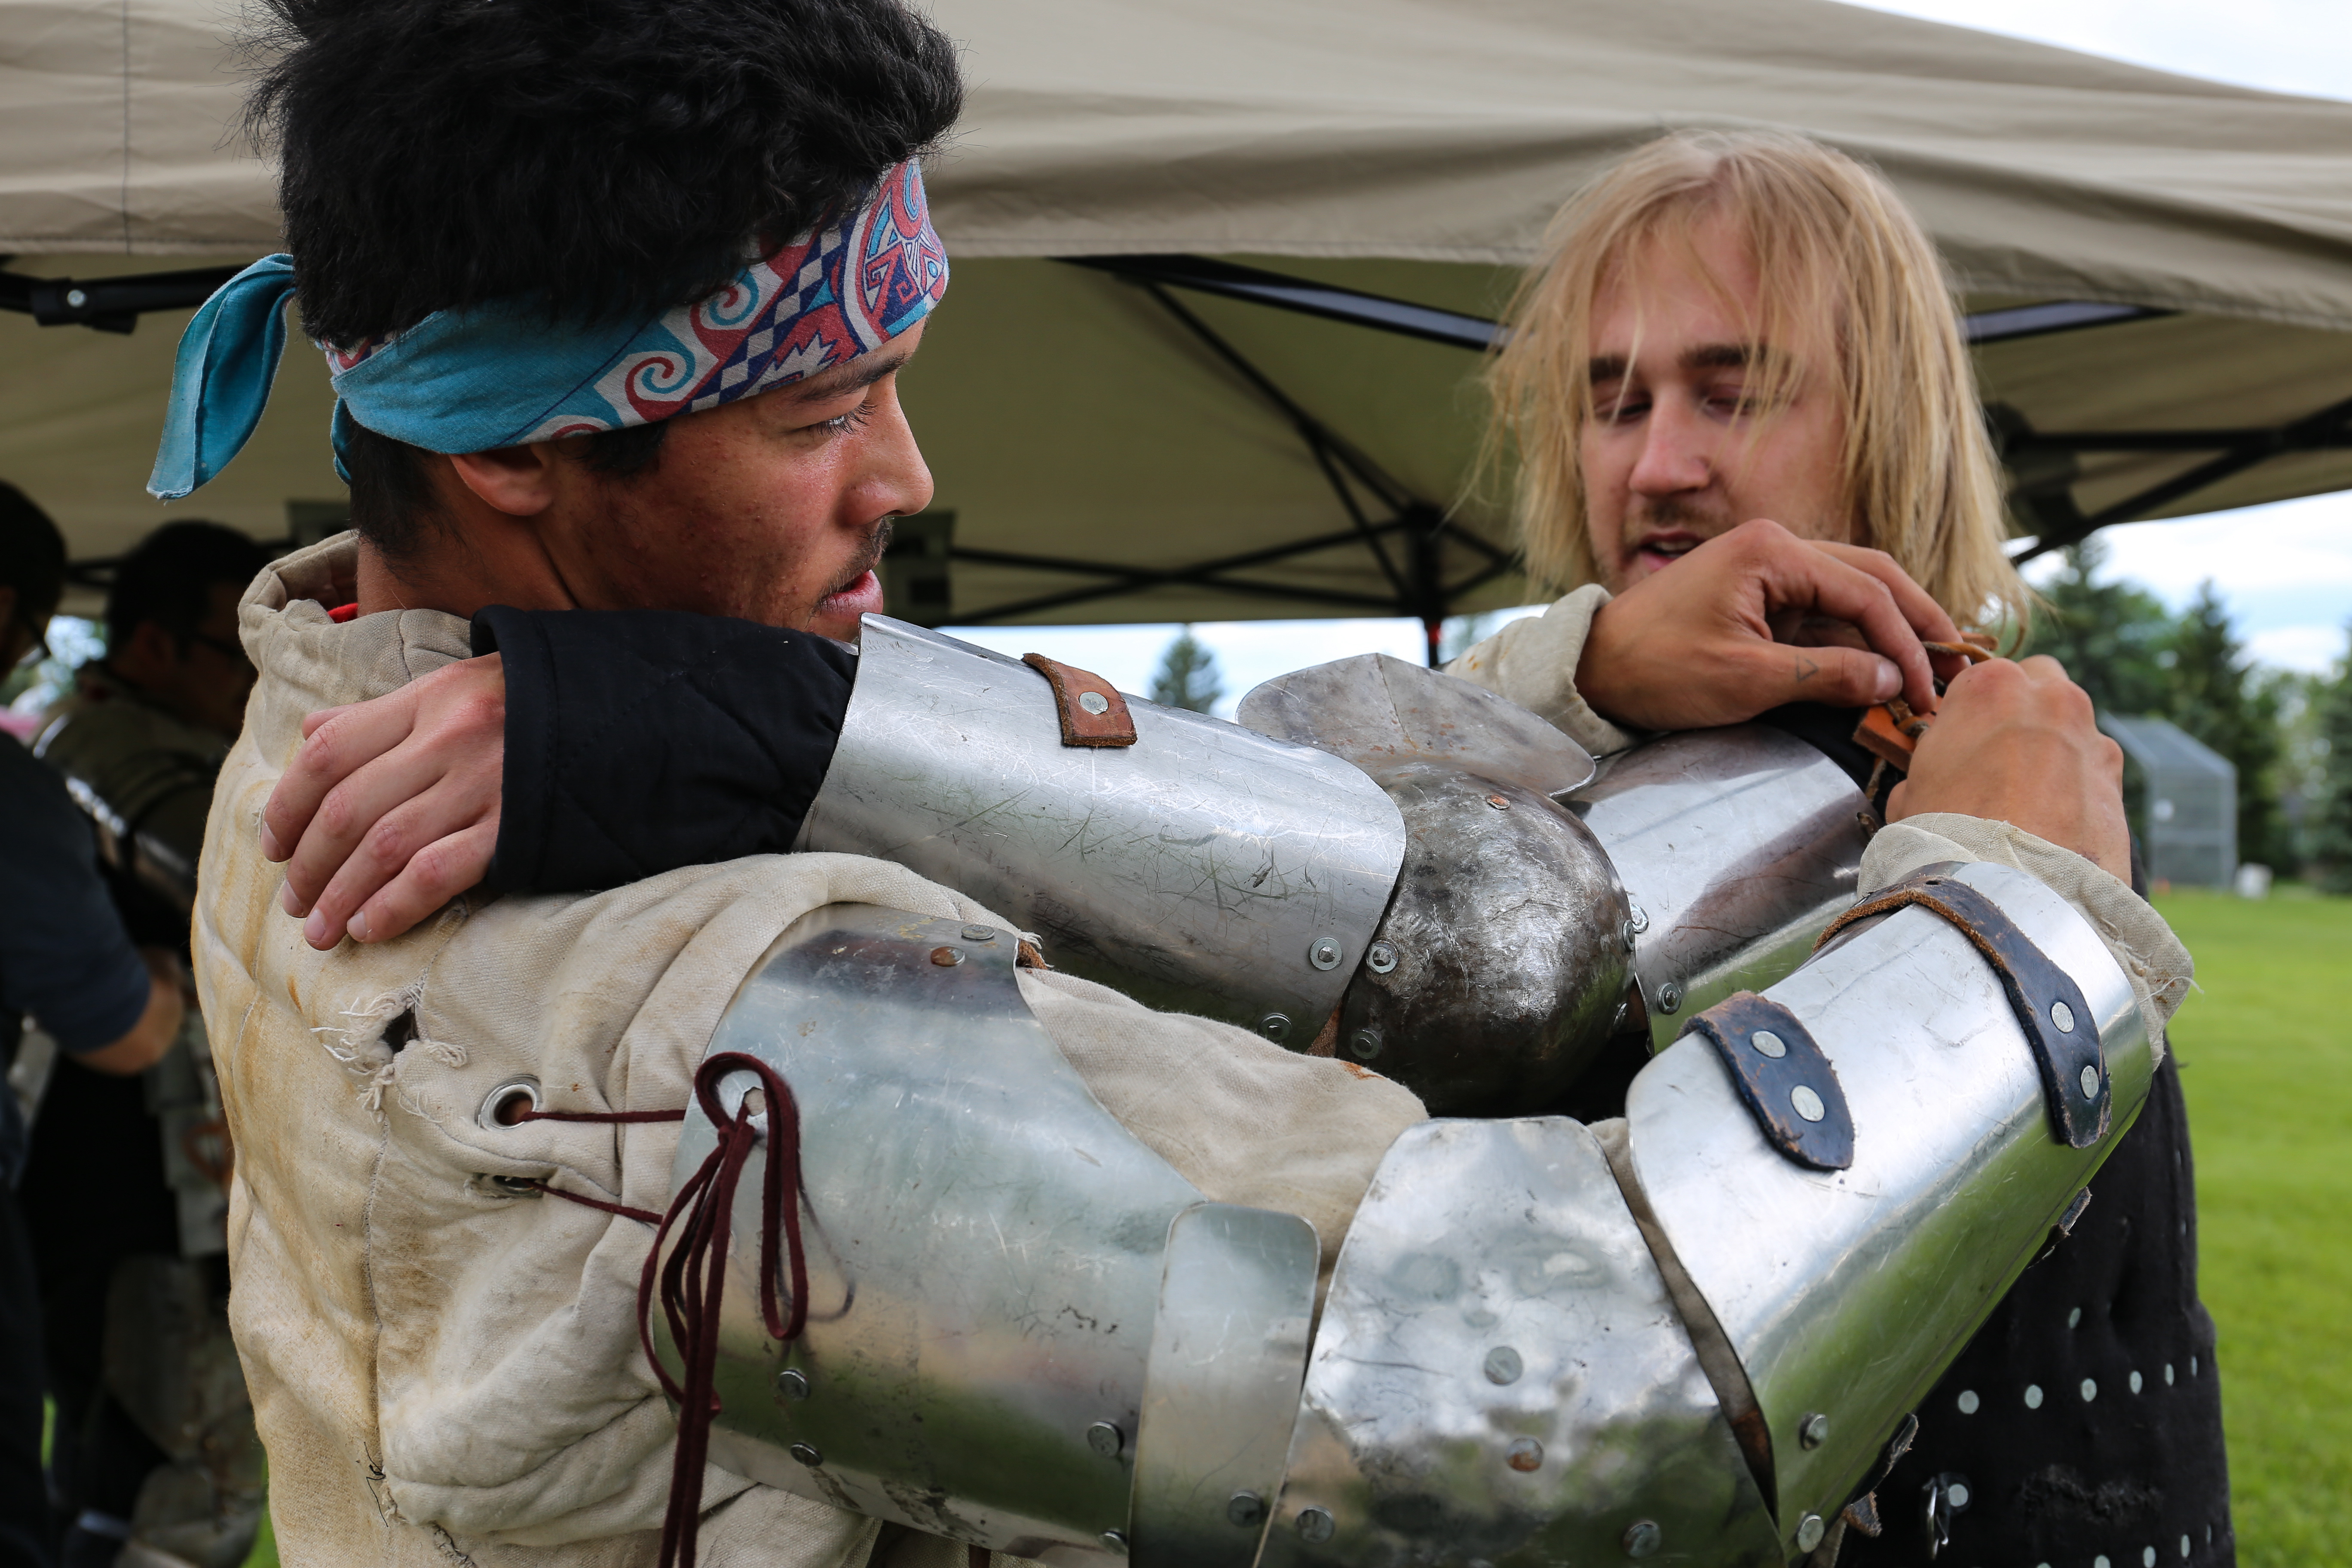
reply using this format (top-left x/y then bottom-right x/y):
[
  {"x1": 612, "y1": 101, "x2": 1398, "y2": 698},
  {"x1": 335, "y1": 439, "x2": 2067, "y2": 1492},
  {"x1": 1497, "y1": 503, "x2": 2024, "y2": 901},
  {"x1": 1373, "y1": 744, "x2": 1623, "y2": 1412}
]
[
  {"x1": 105, "y1": 522, "x2": 272, "y2": 651},
  {"x1": 247, "y1": 0, "x2": 959, "y2": 558},
  {"x1": 0, "y1": 481, "x2": 67, "y2": 623},
  {"x1": 340, "y1": 415, "x2": 674, "y2": 562},
  {"x1": 248, "y1": 0, "x2": 963, "y2": 349}
]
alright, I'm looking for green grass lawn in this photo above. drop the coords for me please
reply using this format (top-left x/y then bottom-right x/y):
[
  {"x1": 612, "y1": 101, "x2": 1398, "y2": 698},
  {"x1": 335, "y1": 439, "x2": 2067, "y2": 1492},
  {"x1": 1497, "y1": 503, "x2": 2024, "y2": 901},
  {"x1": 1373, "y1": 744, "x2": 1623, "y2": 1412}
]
[
  {"x1": 2155, "y1": 885, "x2": 2352, "y2": 1568},
  {"x1": 227, "y1": 887, "x2": 2345, "y2": 1568}
]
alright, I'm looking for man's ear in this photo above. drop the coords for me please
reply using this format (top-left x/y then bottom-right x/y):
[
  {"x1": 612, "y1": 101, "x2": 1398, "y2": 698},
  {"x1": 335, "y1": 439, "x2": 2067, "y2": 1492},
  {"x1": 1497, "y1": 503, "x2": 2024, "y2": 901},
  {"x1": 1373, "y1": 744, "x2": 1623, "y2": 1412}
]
[{"x1": 444, "y1": 443, "x2": 563, "y2": 518}]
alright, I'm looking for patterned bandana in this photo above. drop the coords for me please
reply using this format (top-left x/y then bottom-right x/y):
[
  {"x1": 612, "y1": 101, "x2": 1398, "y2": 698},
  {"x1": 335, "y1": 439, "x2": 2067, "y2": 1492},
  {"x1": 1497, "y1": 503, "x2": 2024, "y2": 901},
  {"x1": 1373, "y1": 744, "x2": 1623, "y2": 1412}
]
[{"x1": 149, "y1": 160, "x2": 948, "y2": 500}]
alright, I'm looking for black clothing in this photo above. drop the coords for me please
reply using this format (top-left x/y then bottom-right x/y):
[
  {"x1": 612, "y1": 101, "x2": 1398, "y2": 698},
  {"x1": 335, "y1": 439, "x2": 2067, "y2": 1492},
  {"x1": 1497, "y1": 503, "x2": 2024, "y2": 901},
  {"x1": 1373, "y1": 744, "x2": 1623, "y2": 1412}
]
[
  {"x1": 0, "y1": 740, "x2": 155, "y2": 1568},
  {"x1": 1843, "y1": 1054, "x2": 2233, "y2": 1567},
  {"x1": 0, "y1": 1193, "x2": 51, "y2": 1568},
  {"x1": 0, "y1": 741, "x2": 150, "y2": 1181},
  {"x1": 471, "y1": 606, "x2": 855, "y2": 895}
]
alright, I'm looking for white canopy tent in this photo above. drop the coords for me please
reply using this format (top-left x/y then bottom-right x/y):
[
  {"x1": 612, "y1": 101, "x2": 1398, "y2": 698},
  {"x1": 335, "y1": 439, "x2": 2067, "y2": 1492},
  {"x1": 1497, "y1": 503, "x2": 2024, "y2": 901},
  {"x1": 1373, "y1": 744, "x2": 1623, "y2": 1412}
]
[{"x1": 5, "y1": 0, "x2": 2351, "y2": 630}]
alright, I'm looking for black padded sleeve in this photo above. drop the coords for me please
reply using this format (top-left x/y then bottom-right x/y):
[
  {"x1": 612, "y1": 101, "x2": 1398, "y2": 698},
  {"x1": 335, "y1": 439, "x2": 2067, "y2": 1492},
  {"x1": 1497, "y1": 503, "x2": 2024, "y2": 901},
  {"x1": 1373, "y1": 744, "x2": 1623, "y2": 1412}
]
[{"x1": 470, "y1": 607, "x2": 856, "y2": 894}]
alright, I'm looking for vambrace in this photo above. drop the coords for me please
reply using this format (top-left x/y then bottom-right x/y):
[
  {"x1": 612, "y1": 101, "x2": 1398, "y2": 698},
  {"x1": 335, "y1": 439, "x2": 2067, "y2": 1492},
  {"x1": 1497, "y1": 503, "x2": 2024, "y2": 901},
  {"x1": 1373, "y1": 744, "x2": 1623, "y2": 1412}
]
[
  {"x1": 666, "y1": 851, "x2": 2149, "y2": 1567},
  {"x1": 800, "y1": 621, "x2": 1872, "y2": 1116}
]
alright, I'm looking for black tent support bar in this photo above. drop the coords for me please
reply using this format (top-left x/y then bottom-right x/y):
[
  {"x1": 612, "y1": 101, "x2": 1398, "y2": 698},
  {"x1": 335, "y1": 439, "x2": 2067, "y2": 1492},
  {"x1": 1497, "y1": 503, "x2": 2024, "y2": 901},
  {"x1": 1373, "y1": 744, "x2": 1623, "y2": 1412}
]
[
  {"x1": 15, "y1": 252, "x2": 2332, "y2": 597},
  {"x1": 0, "y1": 263, "x2": 245, "y2": 334},
  {"x1": 2009, "y1": 390, "x2": 2352, "y2": 564},
  {"x1": 1059, "y1": 253, "x2": 2171, "y2": 350},
  {"x1": 949, "y1": 522, "x2": 1419, "y2": 624}
]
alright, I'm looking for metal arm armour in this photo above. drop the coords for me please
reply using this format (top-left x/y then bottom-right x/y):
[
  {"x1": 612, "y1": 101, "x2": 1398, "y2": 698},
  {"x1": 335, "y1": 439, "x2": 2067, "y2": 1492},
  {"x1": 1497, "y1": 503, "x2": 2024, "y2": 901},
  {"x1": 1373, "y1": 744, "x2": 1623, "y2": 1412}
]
[
  {"x1": 799, "y1": 619, "x2": 1872, "y2": 1115},
  {"x1": 664, "y1": 853, "x2": 2149, "y2": 1568}
]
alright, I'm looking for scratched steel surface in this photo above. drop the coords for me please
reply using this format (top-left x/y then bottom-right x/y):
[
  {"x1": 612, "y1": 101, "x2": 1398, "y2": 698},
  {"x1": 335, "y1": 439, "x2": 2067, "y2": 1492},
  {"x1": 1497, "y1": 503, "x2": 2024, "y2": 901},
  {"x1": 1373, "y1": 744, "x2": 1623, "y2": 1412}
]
[
  {"x1": 1629, "y1": 860, "x2": 2149, "y2": 1551},
  {"x1": 674, "y1": 903, "x2": 1203, "y2": 1563},
  {"x1": 1566, "y1": 725, "x2": 1871, "y2": 1049},
  {"x1": 799, "y1": 618, "x2": 1407, "y2": 1037}
]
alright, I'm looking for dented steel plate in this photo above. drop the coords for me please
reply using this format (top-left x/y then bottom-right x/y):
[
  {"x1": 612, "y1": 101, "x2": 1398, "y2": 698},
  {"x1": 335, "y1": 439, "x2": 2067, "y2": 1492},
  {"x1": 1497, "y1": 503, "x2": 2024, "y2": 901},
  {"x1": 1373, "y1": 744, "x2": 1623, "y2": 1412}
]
[
  {"x1": 1237, "y1": 652, "x2": 1596, "y2": 801},
  {"x1": 674, "y1": 903, "x2": 1204, "y2": 1565},
  {"x1": 1628, "y1": 860, "x2": 2148, "y2": 1549},
  {"x1": 799, "y1": 618, "x2": 1406, "y2": 1031},
  {"x1": 1262, "y1": 1118, "x2": 1778, "y2": 1568}
]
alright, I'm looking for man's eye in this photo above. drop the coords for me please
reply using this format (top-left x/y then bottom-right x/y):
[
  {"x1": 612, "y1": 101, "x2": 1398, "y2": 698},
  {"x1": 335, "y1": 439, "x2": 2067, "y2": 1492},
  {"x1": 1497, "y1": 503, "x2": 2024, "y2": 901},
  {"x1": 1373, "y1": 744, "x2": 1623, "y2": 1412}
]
[
  {"x1": 1595, "y1": 393, "x2": 1648, "y2": 425},
  {"x1": 813, "y1": 402, "x2": 876, "y2": 437}
]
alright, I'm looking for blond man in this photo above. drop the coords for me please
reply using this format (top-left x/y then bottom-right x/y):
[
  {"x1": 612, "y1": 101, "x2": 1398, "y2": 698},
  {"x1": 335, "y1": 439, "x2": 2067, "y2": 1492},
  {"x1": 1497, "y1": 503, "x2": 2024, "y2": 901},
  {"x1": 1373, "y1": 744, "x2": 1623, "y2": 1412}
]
[{"x1": 1454, "y1": 131, "x2": 2232, "y2": 1568}]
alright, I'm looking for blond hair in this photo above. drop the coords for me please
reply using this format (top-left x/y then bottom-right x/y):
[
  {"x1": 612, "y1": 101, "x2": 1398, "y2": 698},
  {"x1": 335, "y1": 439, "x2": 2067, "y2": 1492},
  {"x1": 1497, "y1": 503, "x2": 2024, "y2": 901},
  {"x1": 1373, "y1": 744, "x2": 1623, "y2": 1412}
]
[{"x1": 1487, "y1": 130, "x2": 2026, "y2": 634}]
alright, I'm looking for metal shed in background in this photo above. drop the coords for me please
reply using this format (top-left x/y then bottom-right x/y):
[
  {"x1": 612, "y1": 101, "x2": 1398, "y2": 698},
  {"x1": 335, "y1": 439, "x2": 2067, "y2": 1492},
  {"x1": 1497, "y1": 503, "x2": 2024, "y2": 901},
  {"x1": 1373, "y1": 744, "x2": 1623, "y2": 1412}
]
[{"x1": 2101, "y1": 714, "x2": 2237, "y2": 887}]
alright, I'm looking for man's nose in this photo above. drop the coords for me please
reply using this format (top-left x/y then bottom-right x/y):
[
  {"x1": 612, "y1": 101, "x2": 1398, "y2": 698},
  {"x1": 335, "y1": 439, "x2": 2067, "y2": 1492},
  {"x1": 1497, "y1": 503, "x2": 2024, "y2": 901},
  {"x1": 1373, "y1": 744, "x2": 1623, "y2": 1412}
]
[
  {"x1": 864, "y1": 389, "x2": 934, "y2": 521},
  {"x1": 1627, "y1": 395, "x2": 1712, "y2": 496}
]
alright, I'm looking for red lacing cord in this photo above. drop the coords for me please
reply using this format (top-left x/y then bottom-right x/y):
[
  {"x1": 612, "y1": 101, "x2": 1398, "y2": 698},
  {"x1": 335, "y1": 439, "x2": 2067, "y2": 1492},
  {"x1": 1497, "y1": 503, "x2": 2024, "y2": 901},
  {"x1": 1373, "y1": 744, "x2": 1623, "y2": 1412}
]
[
  {"x1": 497, "y1": 1062, "x2": 807, "y2": 1568},
  {"x1": 639, "y1": 1052, "x2": 808, "y2": 1568},
  {"x1": 518, "y1": 1106, "x2": 691, "y2": 1124},
  {"x1": 508, "y1": 1103, "x2": 687, "y2": 1224}
]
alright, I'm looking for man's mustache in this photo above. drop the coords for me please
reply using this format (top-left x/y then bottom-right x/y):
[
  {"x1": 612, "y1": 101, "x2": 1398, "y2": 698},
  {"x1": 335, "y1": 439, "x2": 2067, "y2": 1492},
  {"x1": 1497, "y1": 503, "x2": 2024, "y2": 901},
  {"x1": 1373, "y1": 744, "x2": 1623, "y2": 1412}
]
[
  {"x1": 1623, "y1": 497, "x2": 1733, "y2": 539},
  {"x1": 827, "y1": 515, "x2": 896, "y2": 595}
]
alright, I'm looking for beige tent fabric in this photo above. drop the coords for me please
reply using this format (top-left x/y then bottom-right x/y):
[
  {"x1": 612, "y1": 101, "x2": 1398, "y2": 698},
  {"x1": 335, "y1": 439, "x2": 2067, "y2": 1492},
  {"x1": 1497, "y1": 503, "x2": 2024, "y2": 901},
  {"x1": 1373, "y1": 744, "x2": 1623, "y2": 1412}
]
[
  {"x1": 12, "y1": 0, "x2": 2352, "y2": 328},
  {"x1": 194, "y1": 537, "x2": 1425, "y2": 1562},
  {"x1": 4, "y1": 0, "x2": 2350, "y2": 607}
]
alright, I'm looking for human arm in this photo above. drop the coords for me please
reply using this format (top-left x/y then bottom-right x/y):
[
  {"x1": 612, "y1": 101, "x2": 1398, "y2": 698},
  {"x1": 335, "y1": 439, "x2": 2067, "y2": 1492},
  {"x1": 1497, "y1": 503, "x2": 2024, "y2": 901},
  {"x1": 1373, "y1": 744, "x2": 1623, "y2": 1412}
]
[
  {"x1": 264, "y1": 608, "x2": 855, "y2": 947},
  {"x1": 1446, "y1": 518, "x2": 1966, "y2": 743},
  {"x1": 1887, "y1": 654, "x2": 2132, "y2": 879},
  {"x1": 74, "y1": 947, "x2": 185, "y2": 1075},
  {"x1": 0, "y1": 746, "x2": 183, "y2": 1073}
]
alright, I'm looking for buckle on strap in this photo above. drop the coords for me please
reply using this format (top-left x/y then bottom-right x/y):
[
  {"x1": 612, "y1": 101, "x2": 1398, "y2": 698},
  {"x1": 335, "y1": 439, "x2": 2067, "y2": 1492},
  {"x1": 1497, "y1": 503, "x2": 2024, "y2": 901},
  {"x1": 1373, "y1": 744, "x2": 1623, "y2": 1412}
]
[
  {"x1": 1681, "y1": 992, "x2": 1854, "y2": 1171},
  {"x1": 1816, "y1": 867, "x2": 2111, "y2": 1149}
]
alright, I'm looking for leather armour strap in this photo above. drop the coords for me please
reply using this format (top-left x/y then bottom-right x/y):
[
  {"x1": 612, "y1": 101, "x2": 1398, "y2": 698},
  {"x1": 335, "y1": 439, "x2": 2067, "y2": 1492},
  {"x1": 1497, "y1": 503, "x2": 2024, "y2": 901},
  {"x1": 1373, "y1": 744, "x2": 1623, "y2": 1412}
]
[
  {"x1": 1817, "y1": 868, "x2": 2112, "y2": 1148},
  {"x1": 1681, "y1": 990, "x2": 1855, "y2": 1170},
  {"x1": 1022, "y1": 652, "x2": 1138, "y2": 747}
]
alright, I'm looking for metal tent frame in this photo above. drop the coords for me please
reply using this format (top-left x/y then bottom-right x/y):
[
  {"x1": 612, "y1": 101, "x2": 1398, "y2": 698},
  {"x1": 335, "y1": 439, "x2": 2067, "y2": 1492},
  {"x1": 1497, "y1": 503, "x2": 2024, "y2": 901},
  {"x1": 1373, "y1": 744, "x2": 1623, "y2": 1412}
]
[{"x1": 12, "y1": 254, "x2": 2351, "y2": 656}]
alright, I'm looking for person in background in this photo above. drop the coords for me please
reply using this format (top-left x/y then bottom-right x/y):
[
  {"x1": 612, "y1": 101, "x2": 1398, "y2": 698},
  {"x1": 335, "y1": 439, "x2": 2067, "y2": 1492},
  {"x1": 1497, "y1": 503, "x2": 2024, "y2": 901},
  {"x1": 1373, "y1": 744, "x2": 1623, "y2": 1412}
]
[
  {"x1": 28, "y1": 521, "x2": 267, "y2": 1568},
  {"x1": 0, "y1": 485, "x2": 184, "y2": 1568}
]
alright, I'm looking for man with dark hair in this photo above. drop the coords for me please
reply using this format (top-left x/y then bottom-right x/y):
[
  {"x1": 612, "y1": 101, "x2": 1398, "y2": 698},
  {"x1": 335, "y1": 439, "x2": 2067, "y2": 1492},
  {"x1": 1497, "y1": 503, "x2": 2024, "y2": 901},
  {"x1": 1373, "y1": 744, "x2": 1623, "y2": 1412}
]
[
  {"x1": 0, "y1": 485, "x2": 185, "y2": 1568},
  {"x1": 29, "y1": 519, "x2": 269, "y2": 1568}
]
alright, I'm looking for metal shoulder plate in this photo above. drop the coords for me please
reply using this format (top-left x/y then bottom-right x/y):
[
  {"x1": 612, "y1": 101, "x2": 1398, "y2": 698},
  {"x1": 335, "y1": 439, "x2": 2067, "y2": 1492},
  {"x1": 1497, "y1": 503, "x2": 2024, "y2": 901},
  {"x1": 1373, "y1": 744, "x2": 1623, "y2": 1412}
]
[
  {"x1": 1261, "y1": 1118, "x2": 1779, "y2": 1568},
  {"x1": 672, "y1": 903, "x2": 1320, "y2": 1564},
  {"x1": 1243, "y1": 655, "x2": 1633, "y2": 1113},
  {"x1": 797, "y1": 618, "x2": 1406, "y2": 1038},
  {"x1": 1624, "y1": 859, "x2": 2150, "y2": 1556}
]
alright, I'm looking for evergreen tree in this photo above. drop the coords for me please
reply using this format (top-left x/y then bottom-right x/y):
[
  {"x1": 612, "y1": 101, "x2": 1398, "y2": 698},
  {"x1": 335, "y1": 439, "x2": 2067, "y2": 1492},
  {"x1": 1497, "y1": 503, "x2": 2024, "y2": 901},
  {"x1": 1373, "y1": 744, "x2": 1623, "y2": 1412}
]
[
  {"x1": 1149, "y1": 626, "x2": 1223, "y2": 714},
  {"x1": 2309, "y1": 627, "x2": 2352, "y2": 894},
  {"x1": 2023, "y1": 539, "x2": 2174, "y2": 715},
  {"x1": 2163, "y1": 582, "x2": 2285, "y2": 868}
]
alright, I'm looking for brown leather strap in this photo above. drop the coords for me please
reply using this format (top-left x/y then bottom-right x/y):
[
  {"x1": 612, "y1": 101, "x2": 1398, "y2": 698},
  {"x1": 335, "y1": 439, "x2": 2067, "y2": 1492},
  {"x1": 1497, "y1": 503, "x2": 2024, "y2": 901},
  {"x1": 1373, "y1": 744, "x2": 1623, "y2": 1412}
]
[
  {"x1": 1817, "y1": 868, "x2": 2112, "y2": 1148},
  {"x1": 1022, "y1": 653, "x2": 1138, "y2": 747},
  {"x1": 1680, "y1": 991, "x2": 1854, "y2": 1171},
  {"x1": 1852, "y1": 696, "x2": 1931, "y2": 769}
]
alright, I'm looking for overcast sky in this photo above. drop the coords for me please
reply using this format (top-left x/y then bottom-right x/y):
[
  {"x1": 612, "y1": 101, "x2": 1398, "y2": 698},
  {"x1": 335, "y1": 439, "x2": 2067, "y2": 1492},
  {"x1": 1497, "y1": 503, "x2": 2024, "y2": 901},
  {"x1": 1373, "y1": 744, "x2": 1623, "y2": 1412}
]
[{"x1": 950, "y1": 0, "x2": 2352, "y2": 704}]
